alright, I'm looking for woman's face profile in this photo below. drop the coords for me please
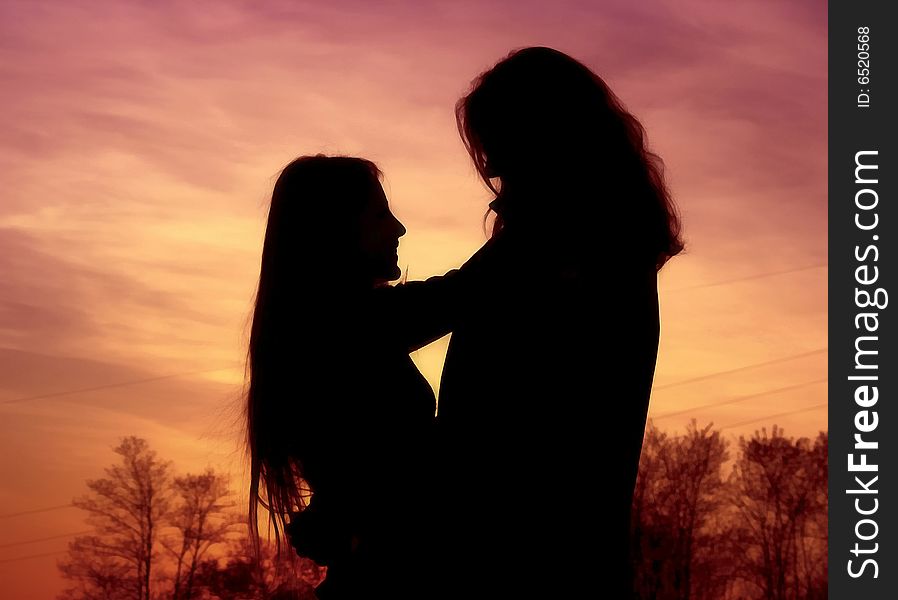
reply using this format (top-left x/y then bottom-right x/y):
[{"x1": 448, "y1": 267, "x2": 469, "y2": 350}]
[{"x1": 355, "y1": 181, "x2": 406, "y2": 282}]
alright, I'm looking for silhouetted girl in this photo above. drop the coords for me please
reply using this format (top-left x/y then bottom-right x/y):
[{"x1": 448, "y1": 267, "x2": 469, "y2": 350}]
[
  {"x1": 245, "y1": 155, "x2": 440, "y2": 599},
  {"x1": 430, "y1": 46, "x2": 685, "y2": 598}
]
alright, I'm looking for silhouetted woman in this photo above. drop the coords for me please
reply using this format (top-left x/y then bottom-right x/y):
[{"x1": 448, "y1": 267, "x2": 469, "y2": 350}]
[
  {"x1": 245, "y1": 155, "x2": 442, "y2": 599},
  {"x1": 431, "y1": 47, "x2": 685, "y2": 598}
]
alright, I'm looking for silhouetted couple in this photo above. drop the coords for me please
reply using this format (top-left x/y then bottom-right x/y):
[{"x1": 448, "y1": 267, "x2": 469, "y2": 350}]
[{"x1": 245, "y1": 47, "x2": 683, "y2": 599}]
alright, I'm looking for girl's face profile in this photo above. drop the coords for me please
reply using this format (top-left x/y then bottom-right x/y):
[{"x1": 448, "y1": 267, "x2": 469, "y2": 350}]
[{"x1": 355, "y1": 180, "x2": 406, "y2": 283}]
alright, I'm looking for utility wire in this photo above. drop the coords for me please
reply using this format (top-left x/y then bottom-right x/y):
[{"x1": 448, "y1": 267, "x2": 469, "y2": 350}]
[
  {"x1": 2, "y1": 366, "x2": 242, "y2": 404},
  {"x1": 0, "y1": 550, "x2": 67, "y2": 565},
  {"x1": 720, "y1": 402, "x2": 828, "y2": 430},
  {"x1": 654, "y1": 349, "x2": 826, "y2": 390},
  {"x1": 0, "y1": 530, "x2": 91, "y2": 549},
  {"x1": 667, "y1": 263, "x2": 826, "y2": 292},
  {"x1": 651, "y1": 377, "x2": 828, "y2": 421},
  {"x1": 0, "y1": 504, "x2": 75, "y2": 520}
]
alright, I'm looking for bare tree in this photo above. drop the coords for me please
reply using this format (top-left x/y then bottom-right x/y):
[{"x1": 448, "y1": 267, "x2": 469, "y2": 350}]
[
  {"x1": 163, "y1": 469, "x2": 237, "y2": 600},
  {"x1": 632, "y1": 420, "x2": 729, "y2": 600},
  {"x1": 58, "y1": 437, "x2": 172, "y2": 600},
  {"x1": 800, "y1": 432, "x2": 828, "y2": 600},
  {"x1": 726, "y1": 426, "x2": 827, "y2": 600},
  {"x1": 632, "y1": 422, "x2": 670, "y2": 600},
  {"x1": 57, "y1": 536, "x2": 135, "y2": 600}
]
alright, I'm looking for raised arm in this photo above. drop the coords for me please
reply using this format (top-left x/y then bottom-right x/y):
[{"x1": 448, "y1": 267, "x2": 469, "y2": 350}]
[
  {"x1": 367, "y1": 269, "x2": 463, "y2": 352},
  {"x1": 366, "y1": 233, "x2": 516, "y2": 352},
  {"x1": 369, "y1": 234, "x2": 528, "y2": 351}
]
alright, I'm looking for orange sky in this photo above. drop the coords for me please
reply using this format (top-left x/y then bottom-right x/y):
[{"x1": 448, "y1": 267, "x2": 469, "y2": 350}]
[{"x1": 0, "y1": 1, "x2": 826, "y2": 597}]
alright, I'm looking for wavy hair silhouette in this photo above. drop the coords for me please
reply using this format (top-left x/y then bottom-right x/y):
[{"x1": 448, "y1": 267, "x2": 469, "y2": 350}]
[{"x1": 456, "y1": 46, "x2": 684, "y2": 270}]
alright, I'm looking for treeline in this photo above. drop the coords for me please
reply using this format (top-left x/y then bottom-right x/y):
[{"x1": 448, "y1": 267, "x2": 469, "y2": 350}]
[
  {"x1": 58, "y1": 425, "x2": 827, "y2": 600},
  {"x1": 632, "y1": 421, "x2": 827, "y2": 600},
  {"x1": 56, "y1": 437, "x2": 322, "y2": 600}
]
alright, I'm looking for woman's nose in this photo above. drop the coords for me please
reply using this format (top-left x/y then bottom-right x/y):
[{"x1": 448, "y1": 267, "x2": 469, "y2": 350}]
[{"x1": 395, "y1": 217, "x2": 407, "y2": 238}]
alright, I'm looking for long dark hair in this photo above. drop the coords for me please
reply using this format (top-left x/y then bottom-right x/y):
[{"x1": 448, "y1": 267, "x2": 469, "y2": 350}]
[
  {"x1": 245, "y1": 154, "x2": 382, "y2": 554},
  {"x1": 456, "y1": 46, "x2": 684, "y2": 271}
]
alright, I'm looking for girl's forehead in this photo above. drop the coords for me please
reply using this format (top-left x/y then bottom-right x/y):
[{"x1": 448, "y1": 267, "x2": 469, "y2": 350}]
[{"x1": 369, "y1": 181, "x2": 389, "y2": 204}]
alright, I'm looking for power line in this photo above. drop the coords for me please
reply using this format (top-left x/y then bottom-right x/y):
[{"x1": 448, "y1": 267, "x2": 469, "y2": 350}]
[
  {"x1": 2, "y1": 366, "x2": 242, "y2": 405},
  {"x1": 0, "y1": 530, "x2": 91, "y2": 549},
  {"x1": 667, "y1": 263, "x2": 826, "y2": 292},
  {"x1": 719, "y1": 402, "x2": 827, "y2": 430},
  {"x1": 0, "y1": 550, "x2": 67, "y2": 565},
  {"x1": 0, "y1": 504, "x2": 75, "y2": 520},
  {"x1": 651, "y1": 377, "x2": 828, "y2": 421},
  {"x1": 654, "y1": 349, "x2": 826, "y2": 390}
]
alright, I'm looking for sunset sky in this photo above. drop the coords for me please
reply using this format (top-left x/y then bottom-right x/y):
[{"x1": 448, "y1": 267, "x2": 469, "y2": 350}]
[{"x1": 0, "y1": 1, "x2": 826, "y2": 597}]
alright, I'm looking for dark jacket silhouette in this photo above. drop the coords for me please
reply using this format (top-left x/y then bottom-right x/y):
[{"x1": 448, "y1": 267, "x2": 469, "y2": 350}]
[
  {"x1": 375, "y1": 197, "x2": 660, "y2": 598},
  {"x1": 284, "y1": 305, "x2": 438, "y2": 600}
]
